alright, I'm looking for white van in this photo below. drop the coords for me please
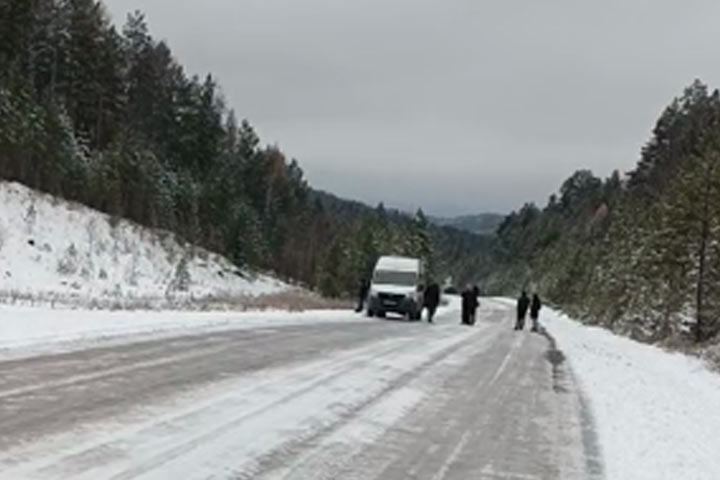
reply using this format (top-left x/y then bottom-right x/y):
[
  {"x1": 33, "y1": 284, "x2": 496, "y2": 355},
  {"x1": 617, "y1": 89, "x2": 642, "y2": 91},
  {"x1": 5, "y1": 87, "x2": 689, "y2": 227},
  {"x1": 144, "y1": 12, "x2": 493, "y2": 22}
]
[{"x1": 367, "y1": 256, "x2": 424, "y2": 320}]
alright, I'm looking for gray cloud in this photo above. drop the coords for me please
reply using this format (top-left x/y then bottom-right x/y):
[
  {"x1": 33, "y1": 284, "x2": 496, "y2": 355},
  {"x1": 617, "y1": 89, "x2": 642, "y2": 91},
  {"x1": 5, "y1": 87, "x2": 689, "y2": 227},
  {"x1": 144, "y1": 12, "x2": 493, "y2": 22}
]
[{"x1": 105, "y1": 0, "x2": 720, "y2": 215}]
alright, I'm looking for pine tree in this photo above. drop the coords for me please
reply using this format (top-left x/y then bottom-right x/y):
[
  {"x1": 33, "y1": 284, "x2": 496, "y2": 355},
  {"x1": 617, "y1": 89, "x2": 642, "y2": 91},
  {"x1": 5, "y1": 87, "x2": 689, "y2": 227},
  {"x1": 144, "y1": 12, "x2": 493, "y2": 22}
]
[{"x1": 657, "y1": 134, "x2": 720, "y2": 341}]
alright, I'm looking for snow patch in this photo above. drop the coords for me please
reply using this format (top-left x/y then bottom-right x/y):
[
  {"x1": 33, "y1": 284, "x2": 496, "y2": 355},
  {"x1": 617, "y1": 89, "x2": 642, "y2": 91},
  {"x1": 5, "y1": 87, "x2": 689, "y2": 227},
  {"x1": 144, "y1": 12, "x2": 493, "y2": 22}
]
[
  {"x1": 0, "y1": 181, "x2": 288, "y2": 307},
  {"x1": 544, "y1": 309, "x2": 720, "y2": 480}
]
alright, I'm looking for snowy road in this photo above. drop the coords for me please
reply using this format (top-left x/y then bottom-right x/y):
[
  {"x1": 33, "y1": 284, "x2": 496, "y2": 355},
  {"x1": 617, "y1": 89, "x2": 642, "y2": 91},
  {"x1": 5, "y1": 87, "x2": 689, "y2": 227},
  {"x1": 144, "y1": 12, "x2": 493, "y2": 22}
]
[{"x1": 0, "y1": 299, "x2": 601, "y2": 479}]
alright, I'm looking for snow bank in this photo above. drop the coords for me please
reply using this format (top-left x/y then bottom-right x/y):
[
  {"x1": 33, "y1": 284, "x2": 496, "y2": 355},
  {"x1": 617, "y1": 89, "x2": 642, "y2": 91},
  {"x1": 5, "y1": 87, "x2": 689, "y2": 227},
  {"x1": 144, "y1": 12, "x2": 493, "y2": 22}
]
[
  {"x1": 0, "y1": 181, "x2": 287, "y2": 307},
  {"x1": 0, "y1": 304, "x2": 364, "y2": 358},
  {"x1": 544, "y1": 309, "x2": 720, "y2": 480}
]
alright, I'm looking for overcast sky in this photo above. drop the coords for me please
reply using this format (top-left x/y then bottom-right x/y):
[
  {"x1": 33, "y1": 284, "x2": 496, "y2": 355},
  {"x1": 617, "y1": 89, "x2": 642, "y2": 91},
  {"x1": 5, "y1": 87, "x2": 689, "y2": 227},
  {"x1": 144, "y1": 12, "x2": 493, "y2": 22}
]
[{"x1": 104, "y1": 0, "x2": 720, "y2": 216}]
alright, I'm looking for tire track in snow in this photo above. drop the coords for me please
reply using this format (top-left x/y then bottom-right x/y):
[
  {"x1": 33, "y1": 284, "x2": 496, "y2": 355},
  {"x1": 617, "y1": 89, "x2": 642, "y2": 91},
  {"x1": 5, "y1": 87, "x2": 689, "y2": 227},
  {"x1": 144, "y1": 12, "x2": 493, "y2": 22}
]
[
  {"x1": 0, "y1": 329, "x2": 313, "y2": 397},
  {"x1": 246, "y1": 325, "x2": 501, "y2": 480},
  {"x1": 0, "y1": 325, "x2": 477, "y2": 480},
  {"x1": 0, "y1": 325, "x2": 410, "y2": 439}
]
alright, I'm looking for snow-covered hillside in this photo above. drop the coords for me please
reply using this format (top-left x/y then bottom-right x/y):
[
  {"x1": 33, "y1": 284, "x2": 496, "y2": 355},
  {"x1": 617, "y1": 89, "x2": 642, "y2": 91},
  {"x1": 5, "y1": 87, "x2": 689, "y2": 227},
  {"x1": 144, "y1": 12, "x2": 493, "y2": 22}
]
[{"x1": 0, "y1": 181, "x2": 288, "y2": 308}]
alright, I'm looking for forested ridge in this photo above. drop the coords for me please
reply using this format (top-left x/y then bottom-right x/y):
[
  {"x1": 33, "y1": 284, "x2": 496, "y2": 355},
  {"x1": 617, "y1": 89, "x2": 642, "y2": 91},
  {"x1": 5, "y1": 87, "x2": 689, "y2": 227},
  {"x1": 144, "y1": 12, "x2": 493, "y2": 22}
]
[
  {"x1": 430, "y1": 213, "x2": 505, "y2": 236},
  {"x1": 0, "y1": 0, "x2": 483, "y2": 297},
  {"x1": 486, "y1": 80, "x2": 720, "y2": 345}
]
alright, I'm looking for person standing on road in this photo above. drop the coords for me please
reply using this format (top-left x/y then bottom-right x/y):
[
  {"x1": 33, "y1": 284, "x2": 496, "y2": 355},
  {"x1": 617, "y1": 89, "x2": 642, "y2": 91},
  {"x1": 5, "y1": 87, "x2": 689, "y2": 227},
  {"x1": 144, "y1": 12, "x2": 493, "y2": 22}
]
[
  {"x1": 460, "y1": 286, "x2": 471, "y2": 325},
  {"x1": 530, "y1": 293, "x2": 542, "y2": 332},
  {"x1": 355, "y1": 278, "x2": 370, "y2": 313},
  {"x1": 424, "y1": 281, "x2": 440, "y2": 323},
  {"x1": 470, "y1": 285, "x2": 480, "y2": 325},
  {"x1": 515, "y1": 291, "x2": 530, "y2": 330}
]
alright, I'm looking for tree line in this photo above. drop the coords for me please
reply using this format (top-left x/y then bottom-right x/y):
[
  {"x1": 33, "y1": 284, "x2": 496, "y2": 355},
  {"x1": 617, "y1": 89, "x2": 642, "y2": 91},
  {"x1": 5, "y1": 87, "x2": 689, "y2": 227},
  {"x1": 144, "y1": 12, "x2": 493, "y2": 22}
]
[
  {"x1": 0, "y1": 0, "x2": 482, "y2": 297},
  {"x1": 483, "y1": 80, "x2": 720, "y2": 344}
]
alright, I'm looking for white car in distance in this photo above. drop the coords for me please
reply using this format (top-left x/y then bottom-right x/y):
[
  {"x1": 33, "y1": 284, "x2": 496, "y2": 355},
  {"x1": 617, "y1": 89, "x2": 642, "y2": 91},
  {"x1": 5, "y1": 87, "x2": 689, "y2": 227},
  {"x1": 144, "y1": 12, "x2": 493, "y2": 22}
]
[{"x1": 367, "y1": 256, "x2": 424, "y2": 320}]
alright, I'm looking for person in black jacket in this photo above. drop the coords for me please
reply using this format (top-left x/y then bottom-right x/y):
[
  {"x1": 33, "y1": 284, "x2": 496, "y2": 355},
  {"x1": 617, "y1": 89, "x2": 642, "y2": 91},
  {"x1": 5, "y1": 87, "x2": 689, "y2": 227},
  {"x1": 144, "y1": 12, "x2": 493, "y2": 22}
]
[
  {"x1": 530, "y1": 293, "x2": 542, "y2": 332},
  {"x1": 355, "y1": 278, "x2": 370, "y2": 313},
  {"x1": 461, "y1": 286, "x2": 477, "y2": 326},
  {"x1": 424, "y1": 282, "x2": 440, "y2": 323},
  {"x1": 460, "y1": 287, "x2": 471, "y2": 325},
  {"x1": 470, "y1": 285, "x2": 480, "y2": 325},
  {"x1": 515, "y1": 291, "x2": 530, "y2": 330}
]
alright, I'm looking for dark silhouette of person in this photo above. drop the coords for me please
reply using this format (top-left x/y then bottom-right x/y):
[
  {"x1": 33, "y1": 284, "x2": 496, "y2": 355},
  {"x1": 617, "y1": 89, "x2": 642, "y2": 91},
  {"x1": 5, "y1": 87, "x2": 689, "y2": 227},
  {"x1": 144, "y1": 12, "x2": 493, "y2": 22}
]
[
  {"x1": 424, "y1": 282, "x2": 440, "y2": 323},
  {"x1": 530, "y1": 293, "x2": 542, "y2": 332},
  {"x1": 515, "y1": 291, "x2": 530, "y2": 330},
  {"x1": 461, "y1": 286, "x2": 474, "y2": 325},
  {"x1": 470, "y1": 285, "x2": 480, "y2": 325},
  {"x1": 355, "y1": 278, "x2": 370, "y2": 313},
  {"x1": 460, "y1": 288, "x2": 469, "y2": 325}
]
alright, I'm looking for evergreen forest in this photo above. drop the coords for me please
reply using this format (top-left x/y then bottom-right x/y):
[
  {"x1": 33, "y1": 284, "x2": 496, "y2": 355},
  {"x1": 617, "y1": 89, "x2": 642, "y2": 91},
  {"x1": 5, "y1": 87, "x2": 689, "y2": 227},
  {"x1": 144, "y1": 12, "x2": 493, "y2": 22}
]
[{"x1": 486, "y1": 80, "x2": 720, "y2": 344}]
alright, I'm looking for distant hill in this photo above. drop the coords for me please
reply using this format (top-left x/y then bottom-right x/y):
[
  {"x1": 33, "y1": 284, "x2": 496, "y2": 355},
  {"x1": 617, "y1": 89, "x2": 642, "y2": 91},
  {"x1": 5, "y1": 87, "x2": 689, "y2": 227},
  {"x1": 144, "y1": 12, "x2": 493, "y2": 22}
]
[{"x1": 430, "y1": 213, "x2": 506, "y2": 236}]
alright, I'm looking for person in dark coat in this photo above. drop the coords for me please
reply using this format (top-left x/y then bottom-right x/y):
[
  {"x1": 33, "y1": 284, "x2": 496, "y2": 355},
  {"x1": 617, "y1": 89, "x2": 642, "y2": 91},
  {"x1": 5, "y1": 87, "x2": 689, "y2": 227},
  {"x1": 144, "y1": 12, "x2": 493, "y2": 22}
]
[
  {"x1": 530, "y1": 293, "x2": 542, "y2": 332},
  {"x1": 469, "y1": 285, "x2": 480, "y2": 325},
  {"x1": 515, "y1": 291, "x2": 530, "y2": 330},
  {"x1": 355, "y1": 278, "x2": 370, "y2": 313},
  {"x1": 460, "y1": 287, "x2": 471, "y2": 325},
  {"x1": 424, "y1": 282, "x2": 440, "y2": 323}
]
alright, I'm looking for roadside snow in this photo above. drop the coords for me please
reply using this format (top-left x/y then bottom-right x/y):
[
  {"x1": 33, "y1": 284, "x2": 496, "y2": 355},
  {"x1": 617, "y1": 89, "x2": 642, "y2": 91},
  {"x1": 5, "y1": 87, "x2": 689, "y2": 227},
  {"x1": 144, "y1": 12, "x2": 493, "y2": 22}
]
[
  {"x1": 0, "y1": 297, "x2": 458, "y2": 359},
  {"x1": 0, "y1": 305, "x2": 367, "y2": 358},
  {"x1": 0, "y1": 181, "x2": 287, "y2": 307},
  {"x1": 544, "y1": 309, "x2": 720, "y2": 480}
]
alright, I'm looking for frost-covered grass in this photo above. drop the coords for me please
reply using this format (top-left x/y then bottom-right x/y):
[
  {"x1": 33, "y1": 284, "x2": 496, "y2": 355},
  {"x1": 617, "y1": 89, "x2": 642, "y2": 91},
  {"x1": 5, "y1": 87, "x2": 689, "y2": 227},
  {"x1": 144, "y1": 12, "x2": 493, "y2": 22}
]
[
  {"x1": 544, "y1": 309, "x2": 720, "y2": 480},
  {"x1": 0, "y1": 181, "x2": 288, "y2": 308},
  {"x1": 0, "y1": 287, "x2": 349, "y2": 312}
]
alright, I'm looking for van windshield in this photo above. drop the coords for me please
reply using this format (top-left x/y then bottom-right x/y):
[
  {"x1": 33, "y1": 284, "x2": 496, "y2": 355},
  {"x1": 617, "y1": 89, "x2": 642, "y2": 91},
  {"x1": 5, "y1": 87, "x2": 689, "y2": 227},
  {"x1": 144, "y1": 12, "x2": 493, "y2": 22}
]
[{"x1": 373, "y1": 270, "x2": 417, "y2": 286}]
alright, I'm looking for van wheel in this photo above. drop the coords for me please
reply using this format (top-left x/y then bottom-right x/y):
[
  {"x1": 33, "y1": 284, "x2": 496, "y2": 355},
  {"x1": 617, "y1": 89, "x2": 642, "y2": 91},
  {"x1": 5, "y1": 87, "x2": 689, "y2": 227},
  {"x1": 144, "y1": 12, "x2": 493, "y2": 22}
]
[
  {"x1": 366, "y1": 309, "x2": 375, "y2": 318},
  {"x1": 377, "y1": 311, "x2": 386, "y2": 318}
]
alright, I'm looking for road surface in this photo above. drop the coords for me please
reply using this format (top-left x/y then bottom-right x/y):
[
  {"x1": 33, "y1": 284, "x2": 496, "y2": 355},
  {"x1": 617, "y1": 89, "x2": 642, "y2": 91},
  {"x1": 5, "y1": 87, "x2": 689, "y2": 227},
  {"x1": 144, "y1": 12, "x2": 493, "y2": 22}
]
[{"x1": 0, "y1": 298, "x2": 603, "y2": 479}]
